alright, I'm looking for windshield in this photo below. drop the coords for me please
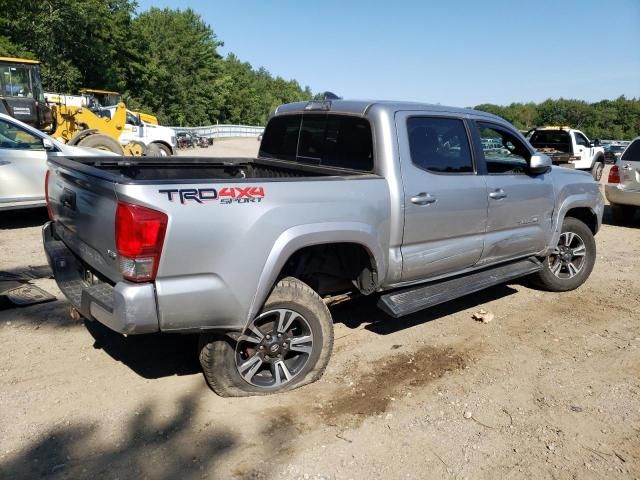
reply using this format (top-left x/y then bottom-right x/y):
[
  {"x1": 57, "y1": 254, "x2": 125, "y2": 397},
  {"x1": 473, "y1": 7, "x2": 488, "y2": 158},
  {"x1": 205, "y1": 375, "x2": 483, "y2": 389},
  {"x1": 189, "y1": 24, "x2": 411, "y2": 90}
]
[{"x1": 0, "y1": 64, "x2": 44, "y2": 102}]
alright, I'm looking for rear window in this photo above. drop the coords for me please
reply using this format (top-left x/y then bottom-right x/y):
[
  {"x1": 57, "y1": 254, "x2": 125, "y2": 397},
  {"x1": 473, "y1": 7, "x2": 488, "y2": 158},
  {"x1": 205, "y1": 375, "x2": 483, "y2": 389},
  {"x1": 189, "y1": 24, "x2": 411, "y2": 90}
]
[
  {"x1": 259, "y1": 113, "x2": 374, "y2": 171},
  {"x1": 259, "y1": 114, "x2": 301, "y2": 161},
  {"x1": 529, "y1": 130, "x2": 572, "y2": 153},
  {"x1": 621, "y1": 139, "x2": 640, "y2": 162}
]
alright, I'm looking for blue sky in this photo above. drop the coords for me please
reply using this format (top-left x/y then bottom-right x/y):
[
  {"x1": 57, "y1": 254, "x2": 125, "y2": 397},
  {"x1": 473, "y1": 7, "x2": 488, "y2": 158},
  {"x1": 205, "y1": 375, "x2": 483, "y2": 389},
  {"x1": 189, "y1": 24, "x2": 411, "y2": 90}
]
[{"x1": 136, "y1": 0, "x2": 640, "y2": 107}]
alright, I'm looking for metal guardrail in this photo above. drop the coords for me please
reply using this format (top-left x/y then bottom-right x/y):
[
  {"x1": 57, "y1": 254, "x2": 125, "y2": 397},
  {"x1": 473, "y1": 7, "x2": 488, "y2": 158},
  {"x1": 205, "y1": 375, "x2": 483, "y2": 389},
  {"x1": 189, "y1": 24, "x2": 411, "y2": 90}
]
[{"x1": 170, "y1": 124, "x2": 264, "y2": 139}]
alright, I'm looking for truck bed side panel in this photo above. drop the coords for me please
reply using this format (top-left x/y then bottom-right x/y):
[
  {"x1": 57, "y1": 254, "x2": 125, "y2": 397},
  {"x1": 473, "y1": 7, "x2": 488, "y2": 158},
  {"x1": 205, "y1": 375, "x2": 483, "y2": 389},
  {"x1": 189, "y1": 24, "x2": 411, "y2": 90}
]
[{"x1": 114, "y1": 177, "x2": 391, "y2": 331}]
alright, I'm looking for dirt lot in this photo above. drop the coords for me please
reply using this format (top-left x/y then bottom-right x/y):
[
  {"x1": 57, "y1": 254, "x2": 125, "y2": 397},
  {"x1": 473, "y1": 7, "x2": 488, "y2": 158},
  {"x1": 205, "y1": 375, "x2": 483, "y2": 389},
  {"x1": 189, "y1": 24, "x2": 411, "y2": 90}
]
[{"x1": 1, "y1": 144, "x2": 639, "y2": 479}]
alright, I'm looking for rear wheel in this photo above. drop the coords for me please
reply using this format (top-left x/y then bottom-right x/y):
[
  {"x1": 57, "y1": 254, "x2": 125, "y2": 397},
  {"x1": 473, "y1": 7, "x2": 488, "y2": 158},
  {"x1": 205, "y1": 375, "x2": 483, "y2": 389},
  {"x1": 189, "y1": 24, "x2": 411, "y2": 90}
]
[
  {"x1": 591, "y1": 160, "x2": 604, "y2": 181},
  {"x1": 77, "y1": 134, "x2": 124, "y2": 155},
  {"x1": 199, "y1": 277, "x2": 334, "y2": 397},
  {"x1": 530, "y1": 217, "x2": 596, "y2": 292}
]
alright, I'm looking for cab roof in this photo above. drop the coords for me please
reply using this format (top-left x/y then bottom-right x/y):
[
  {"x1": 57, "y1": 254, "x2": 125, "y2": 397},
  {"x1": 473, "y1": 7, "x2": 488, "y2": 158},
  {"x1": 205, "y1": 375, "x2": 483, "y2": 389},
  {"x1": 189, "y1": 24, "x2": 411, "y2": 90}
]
[{"x1": 274, "y1": 99, "x2": 507, "y2": 123}]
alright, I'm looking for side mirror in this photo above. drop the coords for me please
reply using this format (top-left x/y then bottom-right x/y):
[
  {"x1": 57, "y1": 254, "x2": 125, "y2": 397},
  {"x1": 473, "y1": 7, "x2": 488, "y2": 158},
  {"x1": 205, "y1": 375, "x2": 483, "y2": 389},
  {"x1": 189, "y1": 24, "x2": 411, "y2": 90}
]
[
  {"x1": 529, "y1": 154, "x2": 552, "y2": 174},
  {"x1": 42, "y1": 138, "x2": 55, "y2": 152},
  {"x1": 594, "y1": 139, "x2": 600, "y2": 147}
]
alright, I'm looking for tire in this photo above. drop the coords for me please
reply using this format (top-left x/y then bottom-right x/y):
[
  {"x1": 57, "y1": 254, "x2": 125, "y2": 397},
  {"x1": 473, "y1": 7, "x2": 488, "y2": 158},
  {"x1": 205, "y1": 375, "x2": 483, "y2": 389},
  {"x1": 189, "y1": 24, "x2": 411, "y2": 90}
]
[
  {"x1": 530, "y1": 217, "x2": 596, "y2": 292},
  {"x1": 199, "y1": 277, "x2": 334, "y2": 397},
  {"x1": 77, "y1": 134, "x2": 124, "y2": 155},
  {"x1": 145, "y1": 143, "x2": 171, "y2": 157},
  {"x1": 591, "y1": 160, "x2": 604, "y2": 182},
  {"x1": 610, "y1": 204, "x2": 637, "y2": 225},
  {"x1": 154, "y1": 143, "x2": 172, "y2": 156}
]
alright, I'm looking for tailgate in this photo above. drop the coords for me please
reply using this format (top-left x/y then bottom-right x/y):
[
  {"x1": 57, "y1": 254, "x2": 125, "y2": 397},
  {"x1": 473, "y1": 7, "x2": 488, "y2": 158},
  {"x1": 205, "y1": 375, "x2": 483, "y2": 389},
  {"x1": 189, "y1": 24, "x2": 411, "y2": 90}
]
[{"x1": 46, "y1": 161, "x2": 122, "y2": 282}]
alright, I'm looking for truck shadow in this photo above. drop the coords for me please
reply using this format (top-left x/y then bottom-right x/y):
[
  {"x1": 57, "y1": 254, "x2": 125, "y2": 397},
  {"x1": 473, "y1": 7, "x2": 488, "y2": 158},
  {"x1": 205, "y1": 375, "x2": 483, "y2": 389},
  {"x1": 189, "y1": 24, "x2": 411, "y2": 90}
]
[
  {"x1": 84, "y1": 320, "x2": 201, "y2": 379},
  {"x1": 83, "y1": 284, "x2": 518, "y2": 379},
  {"x1": 602, "y1": 204, "x2": 639, "y2": 227},
  {"x1": 0, "y1": 208, "x2": 48, "y2": 229},
  {"x1": 332, "y1": 283, "x2": 519, "y2": 335}
]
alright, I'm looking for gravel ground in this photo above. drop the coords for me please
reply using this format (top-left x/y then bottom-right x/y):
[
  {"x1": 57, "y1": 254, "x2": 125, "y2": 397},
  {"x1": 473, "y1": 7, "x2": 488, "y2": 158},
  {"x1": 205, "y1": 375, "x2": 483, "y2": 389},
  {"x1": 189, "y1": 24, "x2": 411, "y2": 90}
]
[
  {"x1": 0, "y1": 146, "x2": 638, "y2": 479},
  {"x1": 175, "y1": 137, "x2": 259, "y2": 158}
]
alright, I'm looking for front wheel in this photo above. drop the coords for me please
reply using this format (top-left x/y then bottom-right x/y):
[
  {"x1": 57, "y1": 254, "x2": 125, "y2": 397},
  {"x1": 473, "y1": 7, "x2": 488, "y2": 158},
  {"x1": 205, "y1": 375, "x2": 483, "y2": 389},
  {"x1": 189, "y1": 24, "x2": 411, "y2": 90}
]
[
  {"x1": 530, "y1": 217, "x2": 596, "y2": 292},
  {"x1": 199, "y1": 277, "x2": 334, "y2": 397}
]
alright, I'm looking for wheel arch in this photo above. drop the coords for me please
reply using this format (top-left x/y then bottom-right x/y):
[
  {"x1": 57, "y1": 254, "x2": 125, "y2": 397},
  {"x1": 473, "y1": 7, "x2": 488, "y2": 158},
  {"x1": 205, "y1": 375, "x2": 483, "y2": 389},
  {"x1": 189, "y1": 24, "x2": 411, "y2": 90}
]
[
  {"x1": 67, "y1": 128, "x2": 100, "y2": 146},
  {"x1": 565, "y1": 206, "x2": 598, "y2": 234},
  {"x1": 247, "y1": 223, "x2": 386, "y2": 323},
  {"x1": 591, "y1": 152, "x2": 605, "y2": 168},
  {"x1": 150, "y1": 140, "x2": 174, "y2": 155}
]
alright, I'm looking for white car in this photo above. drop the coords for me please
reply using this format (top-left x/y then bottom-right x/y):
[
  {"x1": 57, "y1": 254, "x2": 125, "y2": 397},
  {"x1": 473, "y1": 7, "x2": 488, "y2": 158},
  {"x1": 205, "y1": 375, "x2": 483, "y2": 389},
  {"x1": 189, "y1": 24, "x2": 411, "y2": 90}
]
[
  {"x1": 605, "y1": 137, "x2": 640, "y2": 224},
  {"x1": 0, "y1": 112, "x2": 118, "y2": 211}
]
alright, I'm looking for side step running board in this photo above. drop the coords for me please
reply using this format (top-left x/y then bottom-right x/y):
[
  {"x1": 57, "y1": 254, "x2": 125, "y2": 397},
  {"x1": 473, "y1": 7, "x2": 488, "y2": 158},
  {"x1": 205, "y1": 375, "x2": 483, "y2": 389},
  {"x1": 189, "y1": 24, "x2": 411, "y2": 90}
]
[{"x1": 378, "y1": 258, "x2": 542, "y2": 318}]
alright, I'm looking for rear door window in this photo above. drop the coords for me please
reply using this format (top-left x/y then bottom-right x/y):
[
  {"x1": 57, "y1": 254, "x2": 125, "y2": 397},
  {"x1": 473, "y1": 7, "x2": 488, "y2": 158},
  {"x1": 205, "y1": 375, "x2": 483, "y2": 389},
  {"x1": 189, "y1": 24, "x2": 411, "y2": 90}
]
[{"x1": 407, "y1": 117, "x2": 473, "y2": 173}]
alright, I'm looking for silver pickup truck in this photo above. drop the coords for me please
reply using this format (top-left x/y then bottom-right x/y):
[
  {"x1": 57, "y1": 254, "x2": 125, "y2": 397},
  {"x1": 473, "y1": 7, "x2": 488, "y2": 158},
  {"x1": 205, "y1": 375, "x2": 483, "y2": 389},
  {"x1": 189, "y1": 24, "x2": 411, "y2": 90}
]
[{"x1": 43, "y1": 100, "x2": 604, "y2": 396}]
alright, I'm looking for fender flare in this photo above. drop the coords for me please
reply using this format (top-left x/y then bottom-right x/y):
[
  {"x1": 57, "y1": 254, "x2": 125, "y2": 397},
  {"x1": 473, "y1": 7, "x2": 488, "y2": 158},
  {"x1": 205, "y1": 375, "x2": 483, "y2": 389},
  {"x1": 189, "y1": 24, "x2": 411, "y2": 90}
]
[
  {"x1": 245, "y1": 222, "x2": 387, "y2": 323},
  {"x1": 546, "y1": 194, "x2": 603, "y2": 254}
]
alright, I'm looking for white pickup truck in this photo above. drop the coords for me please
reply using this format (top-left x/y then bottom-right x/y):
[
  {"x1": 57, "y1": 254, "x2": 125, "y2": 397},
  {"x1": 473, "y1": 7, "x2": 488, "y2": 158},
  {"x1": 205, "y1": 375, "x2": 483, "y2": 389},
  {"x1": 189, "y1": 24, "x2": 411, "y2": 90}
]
[
  {"x1": 528, "y1": 127, "x2": 605, "y2": 181},
  {"x1": 102, "y1": 106, "x2": 177, "y2": 156}
]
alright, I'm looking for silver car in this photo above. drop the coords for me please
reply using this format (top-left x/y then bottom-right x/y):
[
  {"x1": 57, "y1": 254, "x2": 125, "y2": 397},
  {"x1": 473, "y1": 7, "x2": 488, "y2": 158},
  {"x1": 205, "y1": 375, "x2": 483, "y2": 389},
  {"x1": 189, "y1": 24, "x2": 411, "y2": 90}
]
[
  {"x1": 605, "y1": 137, "x2": 640, "y2": 224},
  {"x1": 0, "y1": 112, "x2": 116, "y2": 211}
]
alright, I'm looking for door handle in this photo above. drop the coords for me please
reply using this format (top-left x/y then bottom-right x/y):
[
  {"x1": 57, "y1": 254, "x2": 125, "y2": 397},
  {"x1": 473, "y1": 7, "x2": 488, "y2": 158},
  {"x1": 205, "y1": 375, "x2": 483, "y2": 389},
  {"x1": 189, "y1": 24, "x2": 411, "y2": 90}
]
[
  {"x1": 410, "y1": 192, "x2": 437, "y2": 205},
  {"x1": 489, "y1": 189, "x2": 507, "y2": 200},
  {"x1": 622, "y1": 163, "x2": 633, "y2": 170}
]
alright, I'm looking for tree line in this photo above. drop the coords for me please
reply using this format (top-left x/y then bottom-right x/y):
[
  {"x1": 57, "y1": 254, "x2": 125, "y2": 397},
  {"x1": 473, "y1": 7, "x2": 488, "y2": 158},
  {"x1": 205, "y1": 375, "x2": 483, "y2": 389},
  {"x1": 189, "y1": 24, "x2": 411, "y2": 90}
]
[
  {"x1": 0, "y1": 0, "x2": 312, "y2": 126},
  {"x1": 475, "y1": 97, "x2": 640, "y2": 140}
]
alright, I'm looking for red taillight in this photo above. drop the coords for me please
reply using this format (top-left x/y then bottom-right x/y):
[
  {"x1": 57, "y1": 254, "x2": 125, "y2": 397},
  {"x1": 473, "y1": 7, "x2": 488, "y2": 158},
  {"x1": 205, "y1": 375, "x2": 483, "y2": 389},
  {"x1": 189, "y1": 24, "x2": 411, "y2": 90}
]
[
  {"x1": 44, "y1": 170, "x2": 54, "y2": 220},
  {"x1": 115, "y1": 202, "x2": 168, "y2": 282},
  {"x1": 608, "y1": 165, "x2": 620, "y2": 184}
]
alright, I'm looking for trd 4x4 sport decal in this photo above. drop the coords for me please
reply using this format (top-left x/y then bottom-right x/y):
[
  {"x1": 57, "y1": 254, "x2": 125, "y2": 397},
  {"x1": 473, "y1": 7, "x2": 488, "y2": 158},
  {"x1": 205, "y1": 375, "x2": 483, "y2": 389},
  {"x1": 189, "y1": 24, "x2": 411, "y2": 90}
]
[{"x1": 159, "y1": 186, "x2": 265, "y2": 204}]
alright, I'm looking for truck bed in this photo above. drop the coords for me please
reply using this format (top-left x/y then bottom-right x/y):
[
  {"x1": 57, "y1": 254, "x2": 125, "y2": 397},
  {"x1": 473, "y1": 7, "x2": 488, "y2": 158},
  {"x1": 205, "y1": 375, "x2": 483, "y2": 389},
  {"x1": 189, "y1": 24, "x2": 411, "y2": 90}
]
[{"x1": 56, "y1": 156, "x2": 374, "y2": 183}]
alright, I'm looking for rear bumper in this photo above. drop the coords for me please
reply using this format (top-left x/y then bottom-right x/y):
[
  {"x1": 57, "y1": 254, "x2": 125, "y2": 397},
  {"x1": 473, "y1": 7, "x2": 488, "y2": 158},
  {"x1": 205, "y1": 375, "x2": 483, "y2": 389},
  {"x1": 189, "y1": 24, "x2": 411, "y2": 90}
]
[
  {"x1": 43, "y1": 222, "x2": 159, "y2": 334},
  {"x1": 605, "y1": 184, "x2": 640, "y2": 207}
]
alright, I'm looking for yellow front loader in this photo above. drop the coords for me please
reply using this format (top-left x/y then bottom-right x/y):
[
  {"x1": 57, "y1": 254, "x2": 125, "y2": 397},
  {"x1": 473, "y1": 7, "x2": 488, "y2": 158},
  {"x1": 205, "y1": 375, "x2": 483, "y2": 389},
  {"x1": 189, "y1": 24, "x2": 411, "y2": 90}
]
[
  {"x1": 79, "y1": 88, "x2": 159, "y2": 125},
  {"x1": 50, "y1": 102, "x2": 144, "y2": 155}
]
